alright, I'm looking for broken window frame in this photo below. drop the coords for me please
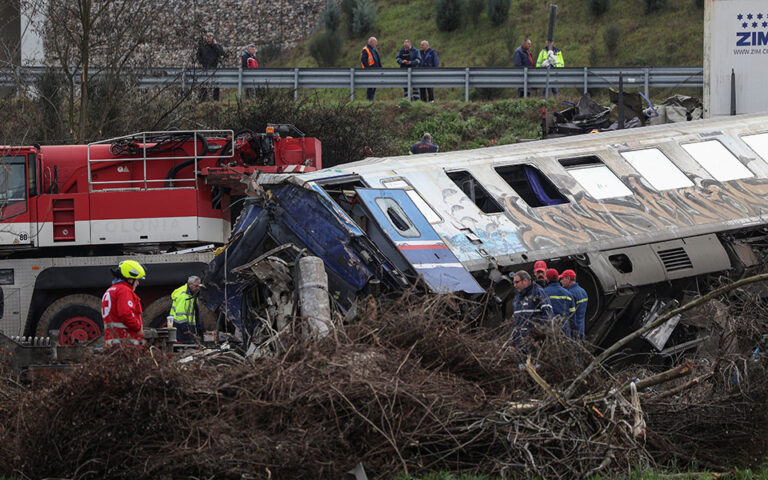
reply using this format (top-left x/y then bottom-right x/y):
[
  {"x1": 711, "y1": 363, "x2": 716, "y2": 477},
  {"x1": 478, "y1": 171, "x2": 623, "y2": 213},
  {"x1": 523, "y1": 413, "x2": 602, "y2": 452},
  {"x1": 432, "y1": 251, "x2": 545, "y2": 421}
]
[
  {"x1": 558, "y1": 155, "x2": 633, "y2": 200},
  {"x1": 493, "y1": 163, "x2": 569, "y2": 208},
  {"x1": 381, "y1": 177, "x2": 443, "y2": 224},
  {"x1": 681, "y1": 139, "x2": 754, "y2": 182},
  {"x1": 444, "y1": 169, "x2": 504, "y2": 214},
  {"x1": 620, "y1": 148, "x2": 694, "y2": 191}
]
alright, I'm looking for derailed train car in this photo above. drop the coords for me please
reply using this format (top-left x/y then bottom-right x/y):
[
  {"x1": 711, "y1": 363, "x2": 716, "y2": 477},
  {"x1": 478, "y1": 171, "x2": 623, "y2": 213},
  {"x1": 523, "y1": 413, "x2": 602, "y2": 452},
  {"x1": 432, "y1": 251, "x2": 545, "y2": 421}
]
[{"x1": 204, "y1": 113, "x2": 768, "y2": 346}]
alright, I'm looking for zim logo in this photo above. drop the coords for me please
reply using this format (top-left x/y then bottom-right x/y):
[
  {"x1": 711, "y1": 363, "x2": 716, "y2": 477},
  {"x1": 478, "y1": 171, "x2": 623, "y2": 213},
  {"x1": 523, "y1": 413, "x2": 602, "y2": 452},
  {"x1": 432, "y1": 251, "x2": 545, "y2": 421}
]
[
  {"x1": 736, "y1": 31, "x2": 768, "y2": 46},
  {"x1": 735, "y1": 12, "x2": 768, "y2": 46}
]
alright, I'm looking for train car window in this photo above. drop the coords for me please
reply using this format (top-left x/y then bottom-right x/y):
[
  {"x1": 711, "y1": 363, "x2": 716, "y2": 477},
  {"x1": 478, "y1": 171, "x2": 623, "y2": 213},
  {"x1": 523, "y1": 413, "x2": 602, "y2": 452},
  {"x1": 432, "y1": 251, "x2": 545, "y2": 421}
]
[
  {"x1": 494, "y1": 164, "x2": 568, "y2": 207},
  {"x1": 558, "y1": 155, "x2": 632, "y2": 199},
  {"x1": 620, "y1": 148, "x2": 693, "y2": 190},
  {"x1": 446, "y1": 170, "x2": 504, "y2": 214},
  {"x1": 742, "y1": 133, "x2": 768, "y2": 161},
  {"x1": 381, "y1": 179, "x2": 442, "y2": 224},
  {"x1": 374, "y1": 197, "x2": 421, "y2": 237},
  {"x1": 681, "y1": 140, "x2": 753, "y2": 181}
]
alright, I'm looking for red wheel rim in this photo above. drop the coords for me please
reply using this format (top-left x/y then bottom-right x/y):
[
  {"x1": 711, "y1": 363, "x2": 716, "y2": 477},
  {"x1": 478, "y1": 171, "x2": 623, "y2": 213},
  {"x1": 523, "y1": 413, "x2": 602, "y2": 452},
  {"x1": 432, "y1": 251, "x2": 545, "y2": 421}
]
[{"x1": 59, "y1": 316, "x2": 101, "y2": 345}]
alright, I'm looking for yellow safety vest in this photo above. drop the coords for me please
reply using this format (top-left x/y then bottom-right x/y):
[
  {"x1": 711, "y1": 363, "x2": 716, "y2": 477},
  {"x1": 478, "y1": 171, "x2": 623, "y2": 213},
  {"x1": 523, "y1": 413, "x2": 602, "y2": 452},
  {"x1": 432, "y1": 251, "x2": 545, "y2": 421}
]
[
  {"x1": 170, "y1": 284, "x2": 197, "y2": 325},
  {"x1": 536, "y1": 49, "x2": 564, "y2": 68}
]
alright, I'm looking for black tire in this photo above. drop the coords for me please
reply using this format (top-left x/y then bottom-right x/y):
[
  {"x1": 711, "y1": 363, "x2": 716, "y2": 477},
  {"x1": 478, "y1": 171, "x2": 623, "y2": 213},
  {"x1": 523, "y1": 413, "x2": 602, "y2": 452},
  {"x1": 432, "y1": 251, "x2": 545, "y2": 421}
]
[
  {"x1": 36, "y1": 294, "x2": 102, "y2": 345},
  {"x1": 143, "y1": 295, "x2": 173, "y2": 328}
]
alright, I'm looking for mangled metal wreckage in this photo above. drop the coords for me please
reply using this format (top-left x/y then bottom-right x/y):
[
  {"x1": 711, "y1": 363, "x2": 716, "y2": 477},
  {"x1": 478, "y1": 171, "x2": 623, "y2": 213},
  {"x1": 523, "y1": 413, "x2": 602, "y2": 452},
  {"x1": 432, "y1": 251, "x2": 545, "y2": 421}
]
[{"x1": 204, "y1": 113, "x2": 768, "y2": 349}]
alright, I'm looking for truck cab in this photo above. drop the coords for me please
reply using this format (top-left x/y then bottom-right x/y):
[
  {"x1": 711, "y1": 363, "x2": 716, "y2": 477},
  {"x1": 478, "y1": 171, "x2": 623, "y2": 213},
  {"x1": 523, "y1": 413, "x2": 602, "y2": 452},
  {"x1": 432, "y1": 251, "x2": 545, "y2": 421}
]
[{"x1": 0, "y1": 147, "x2": 37, "y2": 249}]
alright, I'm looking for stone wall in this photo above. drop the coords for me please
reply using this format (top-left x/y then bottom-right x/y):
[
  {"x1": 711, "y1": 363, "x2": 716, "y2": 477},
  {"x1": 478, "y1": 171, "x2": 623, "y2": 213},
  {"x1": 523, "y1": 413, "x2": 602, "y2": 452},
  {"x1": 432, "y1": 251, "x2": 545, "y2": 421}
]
[{"x1": 141, "y1": 0, "x2": 324, "y2": 67}]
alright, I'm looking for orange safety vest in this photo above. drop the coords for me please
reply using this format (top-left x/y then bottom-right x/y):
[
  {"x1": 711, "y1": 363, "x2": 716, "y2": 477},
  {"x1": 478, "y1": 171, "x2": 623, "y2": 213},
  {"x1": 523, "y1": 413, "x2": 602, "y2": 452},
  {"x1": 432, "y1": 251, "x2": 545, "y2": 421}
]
[{"x1": 361, "y1": 46, "x2": 374, "y2": 68}]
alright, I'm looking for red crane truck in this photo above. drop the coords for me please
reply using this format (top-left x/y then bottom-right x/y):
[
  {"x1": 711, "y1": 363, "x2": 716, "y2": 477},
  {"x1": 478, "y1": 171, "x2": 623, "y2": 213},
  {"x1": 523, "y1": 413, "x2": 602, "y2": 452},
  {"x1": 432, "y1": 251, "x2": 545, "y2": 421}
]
[{"x1": 0, "y1": 127, "x2": 321, "y2": 344}]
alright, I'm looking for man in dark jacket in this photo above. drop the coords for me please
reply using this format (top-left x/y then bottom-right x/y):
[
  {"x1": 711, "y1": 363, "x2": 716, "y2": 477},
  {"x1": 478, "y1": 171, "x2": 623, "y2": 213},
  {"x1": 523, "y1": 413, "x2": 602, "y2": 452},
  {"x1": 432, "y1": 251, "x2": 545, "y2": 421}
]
[
  {"x1": 418, "y1": 40, "x2": 439, "y2": 102},
  {"x1": 396, "y1": 39, "x2": 420, "y2": 100},
  {"x1": 360, "y1": 37, "x2": 381, "y2": 101},
  {"x1": 196, "y1": 32, "x2": 226, "y2": 101},
  {"x1": 543, "y1": 269, "x2": 576, "y2": 336},
  {"x1": 409, "y1": 133, "x2": 438, "y2": 154},
  {"x1": 513, "y1": 38, "x2": 533, "y2": 98},
  {"x1": 510, "y1": 270, "x2": 552, "y2": 345},
  {"x1": 241, "y1": 45, "x2": 259, "y2": 99},
  {"x1": 560, "y1": 269, "x2": 587, "y2": 340}
]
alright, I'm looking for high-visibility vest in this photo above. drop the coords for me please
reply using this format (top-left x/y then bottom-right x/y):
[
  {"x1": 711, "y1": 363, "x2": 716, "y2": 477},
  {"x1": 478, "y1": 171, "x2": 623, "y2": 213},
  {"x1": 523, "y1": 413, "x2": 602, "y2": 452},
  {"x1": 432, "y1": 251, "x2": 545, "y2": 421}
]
[
  {"x1": 170, "y1": 284, "x2": 197, "y2": 325},
  {"x1": 361, "y1": 46, "x2": 375, "y2": 68},
  {"x1": 536, "y1": 49, "x2": 564, "y2": 68}
]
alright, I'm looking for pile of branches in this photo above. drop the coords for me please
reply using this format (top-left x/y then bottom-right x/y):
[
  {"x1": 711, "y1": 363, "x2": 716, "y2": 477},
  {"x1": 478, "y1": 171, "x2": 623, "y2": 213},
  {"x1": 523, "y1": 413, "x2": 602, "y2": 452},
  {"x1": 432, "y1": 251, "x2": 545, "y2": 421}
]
[{"x1": 0, "y1": 289, "x2": 766, "y2": 479}]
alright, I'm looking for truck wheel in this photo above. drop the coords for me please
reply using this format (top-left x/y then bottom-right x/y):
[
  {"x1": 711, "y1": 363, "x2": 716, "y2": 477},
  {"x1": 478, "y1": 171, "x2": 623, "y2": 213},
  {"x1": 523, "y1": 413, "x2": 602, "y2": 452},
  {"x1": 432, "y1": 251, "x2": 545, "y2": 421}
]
[
  {"x1": 36, "y1": 294, "x2": 103, "y2": 345},
  {"x1": 143, "y1": 296, "x2": 172, "y2": 328}
]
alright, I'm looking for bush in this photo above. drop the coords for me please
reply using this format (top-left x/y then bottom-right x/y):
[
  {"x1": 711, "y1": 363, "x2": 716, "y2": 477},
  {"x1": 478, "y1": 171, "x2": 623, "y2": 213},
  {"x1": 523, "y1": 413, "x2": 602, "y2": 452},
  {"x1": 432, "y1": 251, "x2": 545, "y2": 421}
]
[
  {"x1": 486, "y1": 0, "x2": 511, "y2": 26},
  {"x1": 258, "y1": 41, "x2": 283, "y2": 66},
  {"x1": 604, "y1": 25, "x2": 619, "y2": 57},
  {"x1": 351, "y1": 0, "x2": 376, "y2": 37},
  {"x1": 341, "y1": 0, "x2": 356, "y2": 18},
  {"x1": 321, "y1": 0, "x2": 341, "y2": 32},
  {"x1": 644, "y1": 0, "x2": 665, "y2": 13},
  {"x1": 588, "y1": 0, "x2": 609, "y2": 16},
  {"x1": 694, "y1": 0, "x2": 703, "y2": 7},
  {"x1": 309, "y1": 30, "x2": 343, "y2": 67},
  {"x1": 466, "y1": 0, "x2": 484, "y2": 25},
  {"x1": 435, "y1": 0, "x2": 465, "y2": 32}
]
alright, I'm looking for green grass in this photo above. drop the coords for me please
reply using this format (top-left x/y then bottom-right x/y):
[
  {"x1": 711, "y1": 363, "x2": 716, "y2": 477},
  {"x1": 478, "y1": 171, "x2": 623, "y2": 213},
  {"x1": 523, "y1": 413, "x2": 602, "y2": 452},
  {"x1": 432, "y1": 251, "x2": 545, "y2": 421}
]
[{"x1": 277, "y1": 0, "x2": 703, "y2": 72}]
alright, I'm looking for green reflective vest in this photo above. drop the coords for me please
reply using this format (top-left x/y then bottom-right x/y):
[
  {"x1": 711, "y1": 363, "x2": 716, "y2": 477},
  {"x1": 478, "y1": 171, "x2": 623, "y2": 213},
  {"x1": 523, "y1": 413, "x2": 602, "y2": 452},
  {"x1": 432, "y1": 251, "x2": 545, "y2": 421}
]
[
  {"x1": 536, "y1": 48, "x2": 564, "y2": 68},
  {"x1": 170, "y1": 284, "x2": 197, "y2": 324}
]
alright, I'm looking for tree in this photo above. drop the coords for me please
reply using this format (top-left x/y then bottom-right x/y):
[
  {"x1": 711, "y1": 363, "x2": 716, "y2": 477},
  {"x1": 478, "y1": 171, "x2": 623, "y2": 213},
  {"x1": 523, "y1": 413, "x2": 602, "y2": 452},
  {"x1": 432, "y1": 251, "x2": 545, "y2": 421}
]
[
  {"x1": 321, "y1": 0, "x2": 341, "y2": 32},
  {"x1": 309, "y1": 30, "x2": 343, "y2": 67},
  {"x1": 435, "y1": 0, "x2": 465, "y2": 32},
  {"x1": 487, "y1": 0, "x2": 511, "y2": 26},
  {"x1": 352, "y1": 0, "x2": 376, "y2": 37},
  {"x1": 21, "y1": 0, "x2": 173, "y2": 139}
]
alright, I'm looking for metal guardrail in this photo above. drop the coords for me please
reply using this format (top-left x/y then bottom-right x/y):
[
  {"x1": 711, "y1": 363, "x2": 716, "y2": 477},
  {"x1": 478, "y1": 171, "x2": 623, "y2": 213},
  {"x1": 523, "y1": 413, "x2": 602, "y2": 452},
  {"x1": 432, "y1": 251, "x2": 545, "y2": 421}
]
[{"x1": 0, "y1": 66, "x2": 703, "y2": 101}]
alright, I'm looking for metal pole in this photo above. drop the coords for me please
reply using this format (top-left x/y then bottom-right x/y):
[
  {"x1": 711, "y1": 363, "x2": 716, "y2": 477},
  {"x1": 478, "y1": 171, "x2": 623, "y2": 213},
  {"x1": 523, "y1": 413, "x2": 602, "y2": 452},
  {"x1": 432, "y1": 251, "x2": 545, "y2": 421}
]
[
  {"x1": 407, "y1": 67, "x2": 412, "y2": 100},
  {"x1": 545, "y1": 67, "x2": 550, "y2": 99},
  {"x1": 644, "y1": 67, "x2": 650, "y2": 99},
  {"x1": 465, "y1": 67, "x2": 470, "y2": 102},
  {"x1": 294, "y1": 68, "x2": 299, "y2": 100},
  {"x1": 350, "y1": 68, "x2": 355, "y2": 101},
  {"x1": 181, "y1": 69, "x2": 186, "y2": 91},
  {"x1": 618, "y1": 72, "x2": 625, "y2": 130},
  {"x1": 730, "y1": 68, "x2": 736, "y2": 116},
  {"x1": 523, "y1": 67, "x2": 528, "y2": 98},
  {"x1": 583, "y1": 66, "x2": 588, "y2": 94},
  {"x1": 237, "y1": 66, "x2": 243, "y2": 99}
]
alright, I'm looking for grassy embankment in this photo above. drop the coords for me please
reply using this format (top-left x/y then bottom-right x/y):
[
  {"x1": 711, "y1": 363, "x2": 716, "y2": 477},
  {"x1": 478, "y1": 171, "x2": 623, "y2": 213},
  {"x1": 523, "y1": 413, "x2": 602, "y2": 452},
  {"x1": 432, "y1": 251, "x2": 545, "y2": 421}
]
[{"x1": 275, "y1": 0, "x2": 704, "y2": 102}]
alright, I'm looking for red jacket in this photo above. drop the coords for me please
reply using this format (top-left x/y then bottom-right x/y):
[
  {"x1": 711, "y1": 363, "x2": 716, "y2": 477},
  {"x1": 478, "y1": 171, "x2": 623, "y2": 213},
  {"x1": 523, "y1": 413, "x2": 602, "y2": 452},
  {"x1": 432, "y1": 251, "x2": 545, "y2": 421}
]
[{"x1": 102, "y1": 281, "x2": 144, "y2": 347}]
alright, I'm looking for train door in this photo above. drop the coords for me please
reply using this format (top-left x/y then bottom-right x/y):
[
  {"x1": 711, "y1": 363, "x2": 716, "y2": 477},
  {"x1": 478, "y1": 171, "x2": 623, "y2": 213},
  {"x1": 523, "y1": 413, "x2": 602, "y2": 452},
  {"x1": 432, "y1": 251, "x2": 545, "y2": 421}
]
[
  {"x1": 0, "y1": 151, "x2": 35, "y2": 247},
  {"x1": 354, "y1": 188, "x2": 484, "y2": 294}
]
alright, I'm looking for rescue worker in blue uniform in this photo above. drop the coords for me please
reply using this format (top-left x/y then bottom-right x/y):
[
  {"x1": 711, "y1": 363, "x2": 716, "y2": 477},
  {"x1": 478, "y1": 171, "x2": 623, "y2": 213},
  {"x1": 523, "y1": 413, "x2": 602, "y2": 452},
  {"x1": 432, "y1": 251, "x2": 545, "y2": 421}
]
[
  {"x1": 170, "y1": 275, "x2": 204, "y2": 343},
  {"x1": 510, "y1": 270, "x2": 552, "y2": 345},
  {"x1": 410, "y1": 133, "x2": 439, "y2": 154},
  {"x1": 559, "y1": 269, "x2": 587, "y2": 340},
  {"x1": 543, "y1": 268, "x2": 576, "y2": 337}
]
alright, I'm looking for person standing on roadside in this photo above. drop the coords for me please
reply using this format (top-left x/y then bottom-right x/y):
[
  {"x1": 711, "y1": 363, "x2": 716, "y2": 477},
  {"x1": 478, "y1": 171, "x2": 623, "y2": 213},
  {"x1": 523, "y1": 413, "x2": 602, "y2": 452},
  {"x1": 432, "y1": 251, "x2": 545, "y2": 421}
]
[
  {"x1": 418, "y1": 40, "x2": 439, "y2": 103},
  {"x1": 196, "y1": 32, "x2": 226, "y2": 101},
  {"x1": 510, "y1": 270, "x2": 552, "y2": 345},
  {"x1": 513, "y1": 38, "x2": 534, "y2": 98},
  {"x1": 396, "y1": 39, "x2": 421, "y2": 100},
  {"x1": 241, "y1": 44, "x2": 259, "y2": 99},
  {"x1": 535, "y1": 40, "x2": 564, "y2": 97},
  {"x1": 543, "y1": 269, "x2": 576, "y2": 335},
  {"x1": 102, "y1": 260, "x2": 146, "y2": 348},
  {"x1": 360, "y1": 36, "x2": 382, "y2": 101}
]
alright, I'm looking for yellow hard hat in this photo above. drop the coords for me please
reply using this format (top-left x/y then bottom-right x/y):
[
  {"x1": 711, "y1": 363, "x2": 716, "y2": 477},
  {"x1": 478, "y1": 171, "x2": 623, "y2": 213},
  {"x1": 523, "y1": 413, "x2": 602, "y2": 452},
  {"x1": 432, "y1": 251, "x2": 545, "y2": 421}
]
[{"x1": 118, "y1": 260, "x2": 146, "y2": 280}]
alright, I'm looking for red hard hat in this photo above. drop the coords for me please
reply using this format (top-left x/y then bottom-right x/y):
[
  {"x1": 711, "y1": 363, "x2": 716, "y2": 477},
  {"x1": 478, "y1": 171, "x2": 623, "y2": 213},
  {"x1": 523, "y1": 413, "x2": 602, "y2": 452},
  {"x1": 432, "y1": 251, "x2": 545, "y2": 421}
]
[
  {"x1": 533, "y1": 260, "x2": 547, "y2": 272},
  {"x1": 560, "y1": 269, "x2": 576, "y2": 280},
  {"x1": 545, "y1": 268, "x2": 559, "y2": 281}
]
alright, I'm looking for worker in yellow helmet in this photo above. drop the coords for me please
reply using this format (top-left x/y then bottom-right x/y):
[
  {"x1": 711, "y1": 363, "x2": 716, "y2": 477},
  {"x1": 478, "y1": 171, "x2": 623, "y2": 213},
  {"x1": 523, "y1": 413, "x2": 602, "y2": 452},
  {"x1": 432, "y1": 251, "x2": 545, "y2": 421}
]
[
  {"x1": 101, "y1": 260, "x2": 146, "y2": 347},
  {"x1": 170, "y1": 275, "x2": 204, "y2": 343}
]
